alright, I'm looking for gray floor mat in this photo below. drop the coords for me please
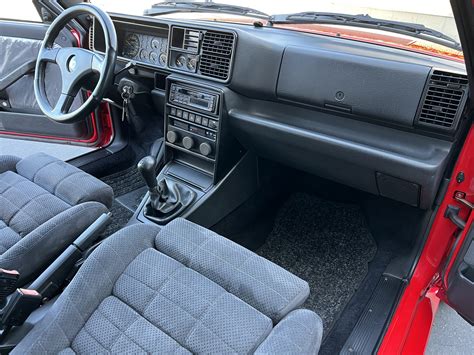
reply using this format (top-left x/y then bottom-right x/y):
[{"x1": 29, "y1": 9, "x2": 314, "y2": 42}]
[{"x1": 258, "y1": 192, "x2": 377, "y2": 332}]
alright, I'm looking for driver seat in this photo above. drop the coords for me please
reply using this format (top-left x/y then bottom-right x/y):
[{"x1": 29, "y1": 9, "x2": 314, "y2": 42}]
[{"x1": 0, "y1": 153, "x2": 113, "y2": 286}]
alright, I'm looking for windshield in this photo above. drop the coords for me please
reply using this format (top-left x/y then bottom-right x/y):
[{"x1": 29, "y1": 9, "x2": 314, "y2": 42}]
[{"x1": 91, "y1": 0, "x2": 462, "y2": 61}]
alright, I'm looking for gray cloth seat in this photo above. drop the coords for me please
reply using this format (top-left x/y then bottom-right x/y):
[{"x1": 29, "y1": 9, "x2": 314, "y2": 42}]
[
  {"x1": 0, "y1": 153, "x2": 113, "y2": 285},
  {"x1": 14, "y1": 218, "x2": 323, "y2": 354}
]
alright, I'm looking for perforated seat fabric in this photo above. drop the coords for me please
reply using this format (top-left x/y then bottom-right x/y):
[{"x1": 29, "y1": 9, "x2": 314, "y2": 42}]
[
  {"x1": 14, "y1": 218, "x2": 323, "y2": 354},
  {"x1": 0, "y1": 153, "x2": 113, "y2": 285}
]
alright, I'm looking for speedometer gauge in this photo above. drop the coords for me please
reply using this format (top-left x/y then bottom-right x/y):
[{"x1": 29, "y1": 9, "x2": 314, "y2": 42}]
[{"x1": 122, "y1": 33, "x2": 140, "y2": 58}]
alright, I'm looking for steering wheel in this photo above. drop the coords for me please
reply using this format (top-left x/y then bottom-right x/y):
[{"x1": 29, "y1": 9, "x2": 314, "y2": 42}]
[{"x1": 34, "y1": 4, "x2": 117, "y2": 123}]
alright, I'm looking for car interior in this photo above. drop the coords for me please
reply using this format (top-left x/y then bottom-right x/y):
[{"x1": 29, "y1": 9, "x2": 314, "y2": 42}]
[{"x1": 0, "y1": 1, "x2": 471, "y2": 353}]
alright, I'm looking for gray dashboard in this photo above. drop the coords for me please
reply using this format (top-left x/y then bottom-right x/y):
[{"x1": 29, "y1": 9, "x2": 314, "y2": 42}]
[{"x1": 96, "y1": 14, "x2": 469, "y2": 209}]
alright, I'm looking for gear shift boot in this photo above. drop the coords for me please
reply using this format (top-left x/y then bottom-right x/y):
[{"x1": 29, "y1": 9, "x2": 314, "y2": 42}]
[{"x1": 144, "y1": 178, "x2": 196, "y2": 224}]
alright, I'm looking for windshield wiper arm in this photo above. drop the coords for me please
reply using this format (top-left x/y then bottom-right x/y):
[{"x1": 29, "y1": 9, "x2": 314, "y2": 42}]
[
  {"x1": 144, "y1": 1, "x2": 269, "y2": 20},
  {"x1": 269, "y1": 12, "x2": 461, "y2": 51}
]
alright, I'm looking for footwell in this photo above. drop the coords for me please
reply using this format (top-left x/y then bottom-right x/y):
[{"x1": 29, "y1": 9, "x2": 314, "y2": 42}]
[
  {"x1": 100, "y1": 166, "x2": 146, "y2": 237},
  {"x1": 258, "y1": 192, "x2": 377, "y2": 332}
]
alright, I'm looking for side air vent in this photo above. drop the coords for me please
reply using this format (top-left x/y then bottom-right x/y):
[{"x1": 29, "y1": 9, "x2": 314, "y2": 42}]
[
  {"x1": 199, "y1": 31, "x2": 235, "y2": 81},
  {"x1": 416, "y1": 70, "x2": 468, "y2": 130},
  {"x1": 184, "y1": 29, "x2": 200, "y2": 53},
  {"x1": 88, "y1": 25, "x2": 94, "y2": 50}
]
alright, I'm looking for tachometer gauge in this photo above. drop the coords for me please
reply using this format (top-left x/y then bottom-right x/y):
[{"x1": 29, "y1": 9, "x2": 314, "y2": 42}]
[
  {"x1": 186, "y1": 57, "x2": 198, "y2": 71},
  {"x1": 175, "y1": 54, "x2": 186, "y2": 67},
  {"x1": 159, "y1": 52, "x2": 167, "y2": 66},
  {"x1": 150, "y1": 52, "x2": 158, "y2": 63},
  {"x1": 122, "y1": 33, "x2": 140, "y2": 58},
  {"x1": 140, "y1": 49, "x2": 149, "y2": 61},
  {"x1": 151, "y1": 38, "x2": 161, "y2": 50}
]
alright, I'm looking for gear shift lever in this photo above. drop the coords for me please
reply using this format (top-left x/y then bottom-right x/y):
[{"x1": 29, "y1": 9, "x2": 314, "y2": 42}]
[
  {"x1": 137, "y1": 156, "x2": 158, "y2": 191},
  {"x1": 138, "y1": 144, "x2": 195, "y2": 224}
]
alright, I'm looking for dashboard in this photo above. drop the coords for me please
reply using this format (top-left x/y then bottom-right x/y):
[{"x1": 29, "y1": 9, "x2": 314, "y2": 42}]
[
  {"x1": 92, "y1": 18, "x2": 236, "y2": 82},
  {"x1": 91, "y1": 13, "x2": 468, "y2": 210}
]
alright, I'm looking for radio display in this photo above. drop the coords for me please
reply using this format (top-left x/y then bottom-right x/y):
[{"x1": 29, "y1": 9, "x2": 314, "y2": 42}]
[{"x1": 170, "y1": 84, "x2": 218, "y2": 113}]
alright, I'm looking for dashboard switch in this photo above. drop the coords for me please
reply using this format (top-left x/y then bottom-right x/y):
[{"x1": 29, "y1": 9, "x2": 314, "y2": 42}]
[
  {"x1": 166, "y1": 131, "x2": 178, "y2": 144},
  {"x1": 208, "y1": 120, "x2": 218, "y2": 129},
  {"x1": 182, "y1": 136, "x2": 194, "y2": 150},
  {"x1": 199, "y1": 142, "x2": 212, "y2": 157}
]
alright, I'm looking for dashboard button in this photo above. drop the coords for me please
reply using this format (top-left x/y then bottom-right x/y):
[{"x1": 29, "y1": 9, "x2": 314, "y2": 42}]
[
  {"x1": 182, "y1": 111, "x2": 189, "y2": 120},
  {"x1": 189, "y1": 113, "x2": 195, "y2": 121},
  {"x1": 201, "y1": 117, "x2": 208, "y2": 126},
  {"x1": 177, "y1": 110, "x2": 183, "y2": 118},
  {"x1": 208, "y1": 120, "x2": 218, "y2": 129},
  {"x1": 170, "y1": 107, "x2": 176, "y2": 116},
  {"x1": 195, "y1": 115, "x2": 202, "y2": 125}
]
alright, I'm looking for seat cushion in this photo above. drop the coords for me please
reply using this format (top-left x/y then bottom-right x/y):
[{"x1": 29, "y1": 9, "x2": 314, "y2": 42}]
[
  {"x1": 14, "y1": 219, "x2": 323, "y2": 354},
  {"x1": 0, "y1": 153, "x2": 113, "y2": 284},
  {"x1": 0, "y1": 171, "x2": 70, "y2": 238}
]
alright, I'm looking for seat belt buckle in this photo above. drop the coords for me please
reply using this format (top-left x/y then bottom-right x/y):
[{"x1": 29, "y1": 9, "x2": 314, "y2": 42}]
[
  {"x1": 0, "y1": 269, "x2": 19, "y2": 307},
  {"x1": 1, "y1": 289, "x2": 42, "y2": 327}
]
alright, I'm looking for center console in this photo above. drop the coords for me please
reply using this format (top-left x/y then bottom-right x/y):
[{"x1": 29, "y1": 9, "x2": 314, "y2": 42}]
[
  {"x1": 132, "y1": 74, "x2": 257, "y2": 227},
  {"x1": 165, "y1": 80, "x2": 221, "y2": 175}
]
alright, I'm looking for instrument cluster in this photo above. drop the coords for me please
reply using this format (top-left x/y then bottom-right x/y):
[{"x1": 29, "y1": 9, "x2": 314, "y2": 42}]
[{"x1": 122, "y1": 32, "x2": 168, "y2": 67}]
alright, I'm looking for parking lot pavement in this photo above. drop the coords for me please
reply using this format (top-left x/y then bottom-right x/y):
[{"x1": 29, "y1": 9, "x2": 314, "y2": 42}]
[
  {"x1": 426, "y1": 302, "x2": 474, "y2": 354},
  {"x1": 0, "y1": 137, "x2": 95, "y2": 161}
]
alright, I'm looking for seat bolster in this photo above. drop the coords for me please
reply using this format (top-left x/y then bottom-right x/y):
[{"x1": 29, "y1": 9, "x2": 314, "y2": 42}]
[
  {"x1": 0, "y1": 155, "x2": 20, "y2": 174},
  {"x1": 16, "y1": 153, "x2": 114, "y2": 208},
  {"x1": 255, "y1": 309, "x2": 323, "y2": 355},
  {"x1": 11, "y1": 224, "x2": 161, "y2": 355},
  {"x1": 0, "y1": 201, "x2": 108, "y2": 285}
]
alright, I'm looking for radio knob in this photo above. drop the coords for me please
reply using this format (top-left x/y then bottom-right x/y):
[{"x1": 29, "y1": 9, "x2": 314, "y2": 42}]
[
  {"x1": 182, "y1": 136, "x2": 194, "y2": 150},
  {"x1": 166, "y1": 131, "x2": 178, "y2": 144},
  {"x1": 199, "y1": 142, "x2": 212, "y2": 157}
]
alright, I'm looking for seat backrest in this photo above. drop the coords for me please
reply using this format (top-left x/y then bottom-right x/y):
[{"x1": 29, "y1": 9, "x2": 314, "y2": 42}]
[
  {"x1": 16, "y1": 153, "x2": 113, "y2": 208},
  {"x1": 156, "y1": 218, "x2": 310, "y2": 322}
]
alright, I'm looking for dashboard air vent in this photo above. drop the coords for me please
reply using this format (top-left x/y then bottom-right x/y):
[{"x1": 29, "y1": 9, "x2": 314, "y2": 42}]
[
  {"x1": 199, "y1": 30, "x2": 235, "y2": 81},
  {"x1": 88, "y1": 25, "x2": 94, "y2": 50},
  {"x1": 184, "y1": 29, "x2": 200, "y2": 53},
  {"x1": 417, "y1": 70, "x2": 468, "y2": 130}
]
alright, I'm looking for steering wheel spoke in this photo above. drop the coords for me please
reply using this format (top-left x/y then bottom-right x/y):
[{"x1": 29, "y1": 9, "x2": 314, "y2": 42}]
[
  {"x1": 53, "y1": 93, "x2": 75, "y2": 115},
  {"x1": 91, "y1": 53, "x2": 105, "y2": 73},
  {"x1": 39, "y1": 46, "x2": 60, "y2": 63}
]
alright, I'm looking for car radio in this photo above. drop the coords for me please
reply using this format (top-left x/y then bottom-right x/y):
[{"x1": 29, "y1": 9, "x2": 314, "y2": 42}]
[{"x1": 169, "y1": 84, "x2": 218, "y2": 114}]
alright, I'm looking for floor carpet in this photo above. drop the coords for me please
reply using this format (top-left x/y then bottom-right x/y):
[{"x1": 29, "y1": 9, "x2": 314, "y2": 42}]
[
  {"x1": 258, "y1": 192, "x2": 377, "y2": 332},
  {"x1": 100, "y1": 166, "x2": 146, "y2": 237}
]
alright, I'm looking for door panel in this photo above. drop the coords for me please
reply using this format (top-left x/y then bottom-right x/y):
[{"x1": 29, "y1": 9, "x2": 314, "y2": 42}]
[
  {"x1": 0, "y1": 20, "x2": 99, "y2": 144},
  {"x1": 446, "y1": 222, "x2": 474, "y2": 324}
]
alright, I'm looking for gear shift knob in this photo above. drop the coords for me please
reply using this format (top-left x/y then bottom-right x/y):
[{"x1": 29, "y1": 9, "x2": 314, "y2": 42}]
[{"x1": 137, "y1": 156, "x2": 157, "y2": 190}]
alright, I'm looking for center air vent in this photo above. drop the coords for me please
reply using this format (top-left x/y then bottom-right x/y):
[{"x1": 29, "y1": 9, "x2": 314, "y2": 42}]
[
  {"x1": 416, "y1": 70, "x2": 468, "y2": 130},
  {"x1": 199, "y1": 30, "x2": 235, "y2": 81}
]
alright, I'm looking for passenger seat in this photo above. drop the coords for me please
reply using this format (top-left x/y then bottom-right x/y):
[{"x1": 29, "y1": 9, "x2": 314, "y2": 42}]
[{"x1": 13, "y1": 218, "x2": 323, "y2": 354}]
